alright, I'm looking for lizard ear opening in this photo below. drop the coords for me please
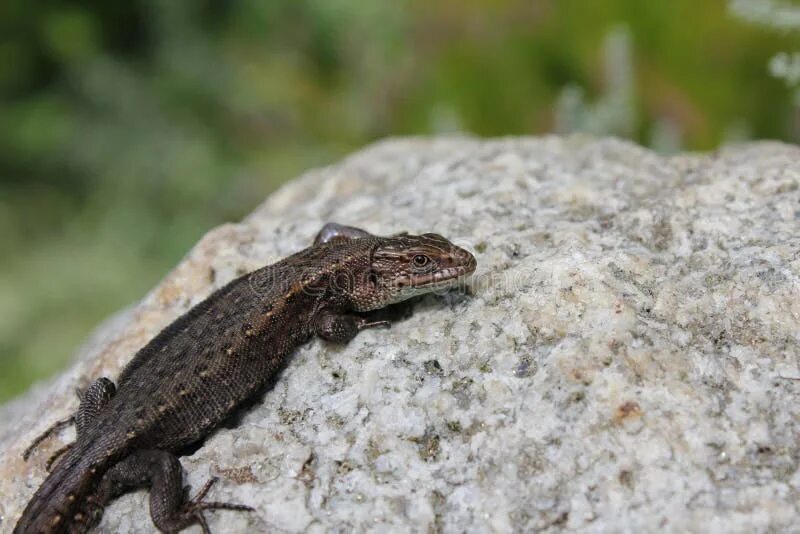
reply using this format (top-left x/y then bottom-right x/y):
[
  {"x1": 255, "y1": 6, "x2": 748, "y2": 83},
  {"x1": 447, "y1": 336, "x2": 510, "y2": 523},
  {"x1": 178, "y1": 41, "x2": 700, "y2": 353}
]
[{"x1": 368, "y1": 271, "x2": 379, "y2": 286}]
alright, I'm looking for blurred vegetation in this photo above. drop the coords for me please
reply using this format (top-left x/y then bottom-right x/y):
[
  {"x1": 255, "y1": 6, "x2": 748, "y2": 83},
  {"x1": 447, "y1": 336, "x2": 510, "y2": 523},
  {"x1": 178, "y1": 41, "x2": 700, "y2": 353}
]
[{"x1": 1, "y1": 0, "x2": 798, "y2": 401}]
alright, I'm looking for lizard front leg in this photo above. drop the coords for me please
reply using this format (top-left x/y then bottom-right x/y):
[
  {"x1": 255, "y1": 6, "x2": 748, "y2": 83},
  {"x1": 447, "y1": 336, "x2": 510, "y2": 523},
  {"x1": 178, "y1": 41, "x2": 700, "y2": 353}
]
[
  {"x1": 313, "y1": 308, "x2": 390, "y2": 343},
  {"x1": 93, "y1": 450, "x2": 253, "y2": 533},
  {"x1": 313, "y1": 222, "x2": 373, "y2": 245}
]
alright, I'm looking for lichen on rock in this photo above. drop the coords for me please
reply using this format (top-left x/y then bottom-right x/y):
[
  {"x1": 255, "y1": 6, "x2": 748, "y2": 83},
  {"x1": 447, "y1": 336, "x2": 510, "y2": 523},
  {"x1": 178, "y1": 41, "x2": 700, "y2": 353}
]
[{"x1": 1, "y1": 136, "x2": 799, "y2": 533}]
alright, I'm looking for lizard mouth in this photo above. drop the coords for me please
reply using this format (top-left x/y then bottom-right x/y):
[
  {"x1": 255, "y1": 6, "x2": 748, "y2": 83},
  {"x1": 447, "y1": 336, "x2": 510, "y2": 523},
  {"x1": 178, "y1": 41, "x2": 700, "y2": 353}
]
[{"x1": 395, "y1": 257, "x2": 477, "y2": 291}]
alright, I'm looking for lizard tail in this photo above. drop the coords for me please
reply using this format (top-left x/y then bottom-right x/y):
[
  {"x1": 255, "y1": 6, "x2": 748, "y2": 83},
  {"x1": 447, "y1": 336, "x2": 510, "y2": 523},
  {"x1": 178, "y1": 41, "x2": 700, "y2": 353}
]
[{"x1": 13, "y1": 442, "x2": 108, "y2": 534}]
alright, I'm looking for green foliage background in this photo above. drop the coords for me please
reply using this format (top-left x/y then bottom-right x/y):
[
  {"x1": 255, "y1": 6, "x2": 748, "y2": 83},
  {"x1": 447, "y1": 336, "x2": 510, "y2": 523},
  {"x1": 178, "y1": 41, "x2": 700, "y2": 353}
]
[{"x1": 1, "y1": 0, "x2": 798, "y2": 401}]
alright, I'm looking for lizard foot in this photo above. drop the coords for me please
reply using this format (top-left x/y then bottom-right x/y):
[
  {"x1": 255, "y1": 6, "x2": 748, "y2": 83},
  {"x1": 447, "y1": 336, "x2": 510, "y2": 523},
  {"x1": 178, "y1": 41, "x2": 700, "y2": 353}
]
[
  {"x1": 179, "y1": 477, "x2": 254, "y2": 534},
  {"x1": 45, "y1": 442, "x2": 74, "y2": 471},
  {"x1": 21, "y1": 415, "x2": 75, "y2": 461}
]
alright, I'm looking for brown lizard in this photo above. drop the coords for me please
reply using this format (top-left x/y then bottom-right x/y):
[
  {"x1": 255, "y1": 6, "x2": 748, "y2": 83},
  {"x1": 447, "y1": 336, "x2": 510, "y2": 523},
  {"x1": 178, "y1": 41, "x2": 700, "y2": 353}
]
[{"x1": 14, "y1": 223, "x2": 477, "y2": 533}]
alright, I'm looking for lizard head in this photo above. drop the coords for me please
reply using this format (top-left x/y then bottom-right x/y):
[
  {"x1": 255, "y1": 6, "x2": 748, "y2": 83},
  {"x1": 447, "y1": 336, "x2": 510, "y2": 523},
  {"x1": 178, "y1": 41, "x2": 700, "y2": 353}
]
[{"x1": 355, "y1": 232, "x2": 477, "y2": 311}]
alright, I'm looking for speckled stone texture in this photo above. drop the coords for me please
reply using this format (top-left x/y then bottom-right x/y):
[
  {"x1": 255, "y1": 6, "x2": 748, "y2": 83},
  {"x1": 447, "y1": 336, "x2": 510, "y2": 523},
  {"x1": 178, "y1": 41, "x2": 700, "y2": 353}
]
[{"x1": 1, "y1": 136, "x2": 799, "y2": 533}]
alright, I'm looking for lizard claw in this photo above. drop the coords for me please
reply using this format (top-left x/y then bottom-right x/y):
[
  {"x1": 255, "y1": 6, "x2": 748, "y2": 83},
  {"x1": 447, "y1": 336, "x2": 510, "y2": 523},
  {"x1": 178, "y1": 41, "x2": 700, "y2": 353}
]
[
  {"x1": 358, "y1": 319, "x2": 391, "y2": 331},
  {"x1": 183, "y1": 477, "x2": 254, "y2": 532}
]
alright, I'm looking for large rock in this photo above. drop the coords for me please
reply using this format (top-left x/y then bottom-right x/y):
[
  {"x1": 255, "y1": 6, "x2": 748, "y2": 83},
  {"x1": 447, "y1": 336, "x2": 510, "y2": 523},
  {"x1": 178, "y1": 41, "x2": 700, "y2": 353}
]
[{"x1": 1, "y1": 136, "x2": 799, "y2": 533}]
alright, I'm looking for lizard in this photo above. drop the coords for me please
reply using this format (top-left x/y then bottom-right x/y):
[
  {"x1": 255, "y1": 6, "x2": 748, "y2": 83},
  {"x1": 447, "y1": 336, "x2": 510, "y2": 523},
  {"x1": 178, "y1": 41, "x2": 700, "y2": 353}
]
[{"x1": 13, "y1": 222, "x2": 477, "y2": 534}]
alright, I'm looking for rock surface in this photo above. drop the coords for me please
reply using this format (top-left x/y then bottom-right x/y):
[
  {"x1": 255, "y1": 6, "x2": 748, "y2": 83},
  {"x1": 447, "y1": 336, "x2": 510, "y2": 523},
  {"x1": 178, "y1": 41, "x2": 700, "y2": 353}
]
[{"x1": 1, "y1": 136, "x2": 799, "y2": 533}]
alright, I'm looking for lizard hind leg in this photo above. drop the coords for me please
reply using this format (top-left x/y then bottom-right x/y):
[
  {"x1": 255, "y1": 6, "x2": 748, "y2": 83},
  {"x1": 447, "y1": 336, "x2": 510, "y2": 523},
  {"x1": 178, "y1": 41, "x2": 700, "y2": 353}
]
[
  {"x1": 95, "y1": 450, "x2": 253, "y2": 533},
  {"x1": 75, "y1": 376, "x2": 116, "y2": 435},
  {"x1": 21, "y1": 376, "x2": 116, "y2": 466},
  {"x1": 49, "y1": 377, "x2": 116, "y2": 473}
]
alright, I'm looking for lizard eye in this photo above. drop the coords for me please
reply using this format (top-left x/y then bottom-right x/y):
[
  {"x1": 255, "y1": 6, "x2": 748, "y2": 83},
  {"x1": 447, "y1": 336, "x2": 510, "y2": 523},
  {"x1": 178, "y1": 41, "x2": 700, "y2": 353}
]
[{"x1": 412, "y1": 254, "x2": 430, "y2": 268}]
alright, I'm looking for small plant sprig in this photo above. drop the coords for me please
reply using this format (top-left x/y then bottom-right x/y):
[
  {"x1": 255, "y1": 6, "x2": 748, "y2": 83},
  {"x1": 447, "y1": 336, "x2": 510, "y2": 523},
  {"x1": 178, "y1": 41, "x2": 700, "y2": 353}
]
[{"x1": 729, "y1": 0, "x2": 800, "y2": 92}]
